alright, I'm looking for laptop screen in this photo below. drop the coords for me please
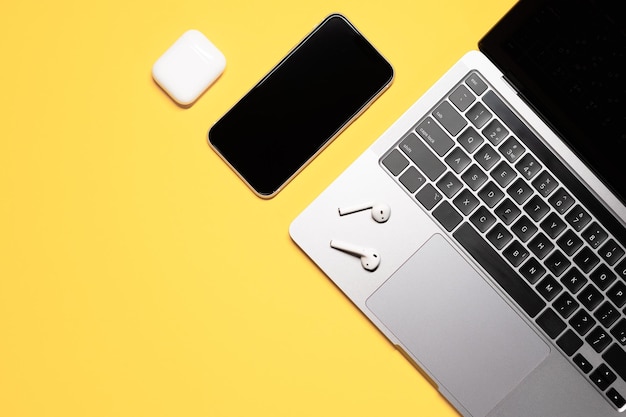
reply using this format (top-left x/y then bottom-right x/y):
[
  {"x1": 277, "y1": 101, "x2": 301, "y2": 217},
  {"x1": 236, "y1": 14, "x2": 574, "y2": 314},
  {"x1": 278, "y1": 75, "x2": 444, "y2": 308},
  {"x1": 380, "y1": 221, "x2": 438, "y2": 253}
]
[{"x1": 479, "y1": 0, "x2": 626, "y2": 205}]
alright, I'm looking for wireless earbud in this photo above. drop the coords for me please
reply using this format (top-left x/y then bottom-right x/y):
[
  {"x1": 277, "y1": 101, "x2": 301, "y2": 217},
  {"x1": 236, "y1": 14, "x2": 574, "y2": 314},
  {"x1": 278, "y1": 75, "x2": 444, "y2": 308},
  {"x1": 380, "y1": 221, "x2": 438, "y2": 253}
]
[
  {"x1": 338, "y1": 202, "x2": 391, "y2": 223},
  {"x1": 330, "y1": 240, "x2": 381, "y2": 272}
]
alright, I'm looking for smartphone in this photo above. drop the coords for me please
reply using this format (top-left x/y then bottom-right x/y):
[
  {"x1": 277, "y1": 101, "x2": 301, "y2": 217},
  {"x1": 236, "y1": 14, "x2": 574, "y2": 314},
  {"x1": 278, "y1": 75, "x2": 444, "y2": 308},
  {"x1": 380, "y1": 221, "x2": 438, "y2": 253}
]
[{"x1": 208, "y1": 14, "x2": 394, "y2": 198}]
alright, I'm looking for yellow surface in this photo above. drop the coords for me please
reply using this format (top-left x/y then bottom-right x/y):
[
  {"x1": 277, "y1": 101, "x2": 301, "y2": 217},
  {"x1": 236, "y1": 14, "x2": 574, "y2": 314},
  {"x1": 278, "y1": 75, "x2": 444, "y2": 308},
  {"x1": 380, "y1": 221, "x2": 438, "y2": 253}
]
[{"x1": 1, "y1": 1, "x2": 516, "y2": 416}]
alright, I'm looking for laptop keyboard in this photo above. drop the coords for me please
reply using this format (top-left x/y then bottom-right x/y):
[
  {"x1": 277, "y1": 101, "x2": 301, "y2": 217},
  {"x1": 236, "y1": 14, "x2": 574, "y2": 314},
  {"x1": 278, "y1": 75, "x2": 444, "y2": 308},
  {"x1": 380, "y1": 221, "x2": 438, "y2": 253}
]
[{"x1": 380, "y1": 71, "x2": 626, "y2": 412}]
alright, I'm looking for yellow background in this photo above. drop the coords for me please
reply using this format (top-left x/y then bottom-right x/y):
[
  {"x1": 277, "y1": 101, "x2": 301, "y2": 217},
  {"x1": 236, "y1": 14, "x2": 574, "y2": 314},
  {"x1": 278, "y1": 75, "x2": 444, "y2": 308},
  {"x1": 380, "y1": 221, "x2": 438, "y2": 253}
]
[{"x1": 1, "y1": 1, "x2": 516, "y2": 416}]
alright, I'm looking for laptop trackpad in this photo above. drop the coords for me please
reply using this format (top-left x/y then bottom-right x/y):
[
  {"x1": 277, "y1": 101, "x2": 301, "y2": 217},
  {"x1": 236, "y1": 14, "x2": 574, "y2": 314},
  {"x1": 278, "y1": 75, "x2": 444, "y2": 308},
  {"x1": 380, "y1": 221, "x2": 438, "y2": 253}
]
[{"x1": 366, "y1": 234, "x2": 549, "y2": 417}]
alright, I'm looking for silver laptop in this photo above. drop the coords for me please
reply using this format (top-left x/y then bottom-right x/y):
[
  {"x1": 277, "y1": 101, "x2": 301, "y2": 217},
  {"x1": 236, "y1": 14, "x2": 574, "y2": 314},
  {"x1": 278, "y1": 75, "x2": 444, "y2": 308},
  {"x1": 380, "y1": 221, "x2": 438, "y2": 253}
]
[{"x1": 289, "y1": 1, "x2": 626, "y2": 416}]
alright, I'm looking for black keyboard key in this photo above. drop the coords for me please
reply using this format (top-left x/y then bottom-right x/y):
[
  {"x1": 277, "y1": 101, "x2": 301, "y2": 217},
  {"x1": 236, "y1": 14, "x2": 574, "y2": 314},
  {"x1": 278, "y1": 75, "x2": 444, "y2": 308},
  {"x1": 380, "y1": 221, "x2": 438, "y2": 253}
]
[
  {"x1": 491, "y1": 161, "x2": 517, "y2": 188},
  {"x1": 595, "y1": 362, "x2": 619, "y2": 383},
  {"x1": 581, "y1": 222, "x2": 608, "y2": 249},
  {"x1": 544, "y1": 250, "x2": 571, "y2": 277},
  {"x1": 453, "y1": 189, "x2": 480, "y2": 216},
  {"x1": 382, "y1": 149, "x2": 409, "y2": 176},
  {"x1": 512, "y1": 215, "x2": 538, "y2": 242},
  {"x1": 594, "y1": 301, "x2": 620, "y2": 328},
  {"x1": 573, "y1": 353, "x2": 593, "y2": 373},
  {"x1": 416, "y1": 183, "x2": 444, "y2": 211},
  {"x1": 503, "y1": 240, "x2": 530, "y2": 267},
  {"x1": 540, "y1": 213, "x2": 567, "y2": 239},
  {"x1": 603, "y1": 344, "x2": 626, "y2": 381},
  {"x1": 508, "y1": 178, "x2": 534, "y2": 205},
  {"x1": 557, "y1": 329, "x2": 583, "y2": 356},
  {"x1": 570, "y1": 309, "x2": 595, "y2": 335},
  {"x1": 561, "y1": 267, "x2": 587, "y2": 293},
  {"x1": 474, "y1": 144, "x2": 500, "y2": 171},
  {"x1": 478, "y1": 181, "x2": 504, "y2": 208},
  {"x1": 495, "y1": 198, "x2": 521, "y2": 225},
  {"x1": 400, "y1": 133, "x2": 446, "y2": 181},
  {"x1": 436, "y1": 172, "x2": 463, "y2": 198},
  {"x1": 536, "y1": 308, "x2": 566, "y2": 339},
  {"x1": 466, "y1": 102, "x2": 492, "y2": 129},
  {"x1": 565, "y1": 204, "x2": 592, "y2": 232},
  {"x1": 432, "y1": 102, "x2": 466, "y2": 137},
  {"x1": 606, "y1": 388, "x2": 626, "y2": 410},
  {"x1": 433, "y1": 201, "x2": 463, "y2": 232},
  {"x1": 457, "y1": 127, "x2": 483, "y2": 154},
  {"x1": 417, "y1": 117, "x2": 455, "y2": 156},
  {"x1": 532, "y1": 171, "x2": 558, "y2": 197},
  {"x1": 465, "y1": 72, "x2": 487, "y2": 95},
  {"x1": 610, "y1": 319, "x2": 626, "y2": 345},
  {"x1": 399, "y1": 166, "x2": 426, "y2": 193},
  {"x1": 445, "y1": 147, "x2": 471, "y2": 173},
  {"x1": 499, "y1": 136, "x2": 524, "y2": 162},
  {"x1": 590, "y1": 264, "x2": 616, "y2": 291},
  {"x1": 486, "y1": 223, "x2": 513, "y2": 250},
  {"x1": 470, "y1": 206, "x2": 495, "y2": 233},
  {"x1": 528, "y1": 233, "x2": 554, "y2": 259},
  {"x1": 556, "y1": 229, "x2": 583, "y2": 256},
  {"x1": 554, "y1": 292, "x2": 579, "y2": 318},
  {"x1": 537, "y1": 275, "x2": 562, "y2": 301},
  {"x1": 586, "y1": 326, "x2": 612, "y2": 353},
  {"x1": 461, "y1": 164, "x2": 488, "y2": 191},
  {"x1": 516, "y1": 154, "x2": 542, "y2": 180},
  {"x1": 577, "y1": 284, "x2": 603, "y2": 311},
  {"x1": 607, "y1": 281, "x2": 626, "y2": 308},
  {"x1": 573, "y1": 247, "x2": 600, "y2": 273},
  {"x1": 524, "y1": 195, "x2": 550, "y2": 222},
  {"x1": 549, "y1": 188, "x2": 575, "y2": 215},
  {"x1": 453, "y1": 222, "x2": 546, "y2": 317},
  {"x1": 449, "y1": 84, "x2": 475, "y2": 112},
  {"x1": 482, "y1": 119, "x2": 509, "y2": 146},
  {"x1": 598, "y1": 239, "x2": 625, "y2": 266},
  {"x1": 590, "y1": 363, "x2": 617, "y2": 390},
  {"x1": 520, "y1": 258, "x2": 546, "y2": 284}
]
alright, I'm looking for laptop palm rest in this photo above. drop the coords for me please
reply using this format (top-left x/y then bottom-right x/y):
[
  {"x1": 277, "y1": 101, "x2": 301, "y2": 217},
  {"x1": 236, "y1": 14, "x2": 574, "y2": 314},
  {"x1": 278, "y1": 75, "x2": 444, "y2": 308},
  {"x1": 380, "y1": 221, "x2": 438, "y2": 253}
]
[{"x1": 366, "y1": 234, "x2": 549, "y2": 417}]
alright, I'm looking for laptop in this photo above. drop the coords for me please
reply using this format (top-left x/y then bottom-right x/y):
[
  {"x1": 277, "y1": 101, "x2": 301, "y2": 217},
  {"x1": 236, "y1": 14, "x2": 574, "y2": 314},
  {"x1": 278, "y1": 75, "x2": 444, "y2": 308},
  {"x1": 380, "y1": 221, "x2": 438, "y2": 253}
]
[{"x1": 289, "y1": 0, "x2": 626, "y2": 416}]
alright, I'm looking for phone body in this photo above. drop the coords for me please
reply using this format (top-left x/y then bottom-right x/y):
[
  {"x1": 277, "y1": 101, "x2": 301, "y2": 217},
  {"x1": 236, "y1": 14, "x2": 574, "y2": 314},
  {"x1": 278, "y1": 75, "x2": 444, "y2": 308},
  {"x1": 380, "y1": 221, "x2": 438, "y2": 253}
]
[{"x1": 208, "y1": 14, "x2": 394, "y2": 198}]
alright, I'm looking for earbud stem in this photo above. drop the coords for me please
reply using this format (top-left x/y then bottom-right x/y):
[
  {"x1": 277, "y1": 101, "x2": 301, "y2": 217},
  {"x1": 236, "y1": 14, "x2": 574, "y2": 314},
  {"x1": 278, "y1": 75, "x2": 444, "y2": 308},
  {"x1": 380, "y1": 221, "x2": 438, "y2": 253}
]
[
  {"x1": 330, "y1": 240, "x2": 365, "y2": 256},
  {"x1": 338, "y1": 203, "x2": 371, "y2": 216}
]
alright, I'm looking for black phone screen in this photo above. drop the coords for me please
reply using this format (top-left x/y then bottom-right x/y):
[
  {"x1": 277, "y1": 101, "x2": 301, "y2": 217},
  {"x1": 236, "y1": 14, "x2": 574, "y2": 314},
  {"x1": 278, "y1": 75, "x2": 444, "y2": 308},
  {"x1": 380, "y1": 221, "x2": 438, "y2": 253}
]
[{"x1": 208, "y1": 14, "x2": 394, "y2": 198}]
